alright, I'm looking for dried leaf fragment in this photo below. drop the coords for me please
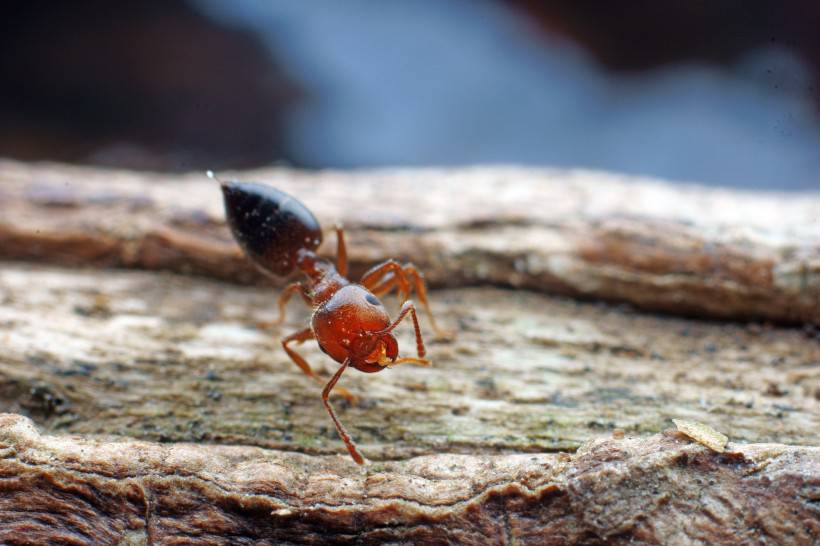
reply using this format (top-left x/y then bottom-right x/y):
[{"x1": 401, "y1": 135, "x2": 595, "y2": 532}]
[{"x1": 672, "y1": 419, "x2": 728, "y2": 453}]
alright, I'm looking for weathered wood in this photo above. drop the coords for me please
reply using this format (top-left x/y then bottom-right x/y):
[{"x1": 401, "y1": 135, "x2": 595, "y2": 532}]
[
  {"x1": 0, "y1": 160, "x2": 818, "y2": 543},
  {"x1": 0, "y1": 159, "x2": 818, "y2": 324},
  {"x1": 0, "y1": 414, "x2": 817, "y2": 545},
  {"x1": 0, "y1": 261, "x2": 817, "y2": 543},
  {"x1": 0, "y1": 263, "x2": 817, "y2": 456}
]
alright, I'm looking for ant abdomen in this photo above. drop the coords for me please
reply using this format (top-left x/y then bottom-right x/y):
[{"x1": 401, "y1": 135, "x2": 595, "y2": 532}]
[{"x1": 220, "y1": 180, "x2": 322, "y2": 276}]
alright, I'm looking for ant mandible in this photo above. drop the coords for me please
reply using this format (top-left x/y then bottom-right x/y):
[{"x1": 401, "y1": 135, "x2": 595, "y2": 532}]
[{"x1": 212, "y1": 172, "x2": 447, "y2": 464}]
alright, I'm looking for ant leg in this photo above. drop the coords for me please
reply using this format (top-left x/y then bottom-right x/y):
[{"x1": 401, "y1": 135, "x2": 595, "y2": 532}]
[
  {"x1": 381, "y1": 300, "x2": 427, "y2": 359},
  {"x1": 362, "y1": 261, "x2": 450, "y2": 339},
  {"x1": 360, "y1": 259, "x2": 403, "y2": 290},
  {"x1": 272, "y1": 282, "x2": 311, "y2": 325},
  {"x1": 282, "y1": 328, "x2": 318, "y2": 378},
  {"x1": 399, "y1": 263, "x2": 450, "y2": 338},
  {"x1": 361, "y1": 260, "x2": 413, "y2": 304},
  {"x1": 335, "y1": 224, "x2": 348, "y2": 278},
  {"x1": 369, "y1": 273, "x2": 399, "y2": 298},
  {"x1": 322, "y1": 358, "x2": 365, "y2": 464},
  {"x1": 282, "y1": 328, "x2": 357, "y2": 402}
]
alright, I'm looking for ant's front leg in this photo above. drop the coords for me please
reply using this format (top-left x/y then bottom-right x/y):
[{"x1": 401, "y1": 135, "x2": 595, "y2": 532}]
[
  {"x1": 380, "y1": 300, "x2": 430, "y2": 364},
  {"x1": 282, "y1": 328, "x2": 357, "y2": 403},
  {"x1": 322, "y1": 358, "x2": 365, "y2": 464}
]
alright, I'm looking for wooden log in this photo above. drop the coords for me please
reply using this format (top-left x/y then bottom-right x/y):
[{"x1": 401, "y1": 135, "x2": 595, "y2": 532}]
[
  {"x1": 0, "y1": 159, "x2": 817, "y2": 324},
  {"x1": 0, "y1": 263, "x2": 817, "y2": 455},
  {"x1": 0, "y1": 414, "x2": 817, "y2": 545},
  {"x1": 0, "y1": 159, "x2": 818, "y2": 543},
  {"x1": 0, "y1": 261, "x2": 817, "y2": 543}
]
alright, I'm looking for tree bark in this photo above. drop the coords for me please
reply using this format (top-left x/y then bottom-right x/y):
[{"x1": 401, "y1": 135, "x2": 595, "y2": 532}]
[
  {"x1": 0, "y1": 159, "x2": 818, "y2": 324},
  {"x1": 0, "y1": 414, "x2": 817, "y2": 545},
  {"x1": 0, "y1": 159, "x2": 817, "y2": 544}
]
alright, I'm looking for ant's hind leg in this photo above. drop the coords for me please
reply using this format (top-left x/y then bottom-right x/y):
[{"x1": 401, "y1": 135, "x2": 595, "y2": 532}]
[{"x1": 282, "y1": 328, "x2": 357, "y2": 403}]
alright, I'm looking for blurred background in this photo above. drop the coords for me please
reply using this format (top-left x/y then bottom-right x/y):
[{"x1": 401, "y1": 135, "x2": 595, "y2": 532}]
[{"x1": 2, "y1": 0, "x2": 819, "y2": 189}]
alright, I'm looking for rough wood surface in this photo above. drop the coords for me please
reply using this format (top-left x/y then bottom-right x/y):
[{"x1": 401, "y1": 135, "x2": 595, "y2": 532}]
[
  {"x1": 0, "y1": 414, "x2": 817, "y2": 545},
  {"x1": 1, "y1": 159, "x2": 818, "y2": 324},
  {"x1": 0, "y1": 160, "x2": 818, "y2": 544},
  {"x1": 0, "y1": 263, "x2": 817, "y2": 457}
]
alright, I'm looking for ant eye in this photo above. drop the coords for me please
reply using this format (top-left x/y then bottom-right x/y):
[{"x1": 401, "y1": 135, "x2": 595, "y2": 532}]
[{"x1": 365, "y1": 294, "x2": 380, "y2": 306}]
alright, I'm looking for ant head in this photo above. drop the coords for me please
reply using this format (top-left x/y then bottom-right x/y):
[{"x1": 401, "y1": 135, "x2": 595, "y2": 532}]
[{"x1": 311, "y1": 286, "x2": 398, "y2": 372}]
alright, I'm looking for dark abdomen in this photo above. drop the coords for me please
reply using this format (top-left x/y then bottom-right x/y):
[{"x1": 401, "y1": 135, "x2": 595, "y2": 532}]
[{"x1": 220, "y1": 181, "x2": 322, "y2": 276}]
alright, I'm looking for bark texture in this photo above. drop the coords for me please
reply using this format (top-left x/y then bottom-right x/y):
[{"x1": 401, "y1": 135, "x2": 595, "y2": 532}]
[
  {"x1": 0, "y1": 159, "x2": 818, "y2": 544},
  {"x1": 0, "y1": 263, "x2": 817, "y2": 457},
  {"x1": 0, "y1": 159, "x2": 818, "y2": 324},
  {"x1": 0, "y1": 414, "x2": 817, "y2": 545}
]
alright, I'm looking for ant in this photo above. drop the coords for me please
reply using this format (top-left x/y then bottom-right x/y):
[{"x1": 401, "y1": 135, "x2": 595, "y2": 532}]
[{"x1": 212, "y1": 172, "x2": 447, "y2": 464}]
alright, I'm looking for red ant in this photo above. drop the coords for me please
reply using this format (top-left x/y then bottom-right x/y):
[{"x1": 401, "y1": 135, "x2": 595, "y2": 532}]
[{"x1": 212, "y1": 173, "x2": 446, "y2": 464}]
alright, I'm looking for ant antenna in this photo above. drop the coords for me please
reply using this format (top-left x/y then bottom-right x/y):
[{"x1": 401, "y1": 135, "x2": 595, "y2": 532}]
[{"x1": 206, "y1": 170, "x2": 228, "y2": 187}]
